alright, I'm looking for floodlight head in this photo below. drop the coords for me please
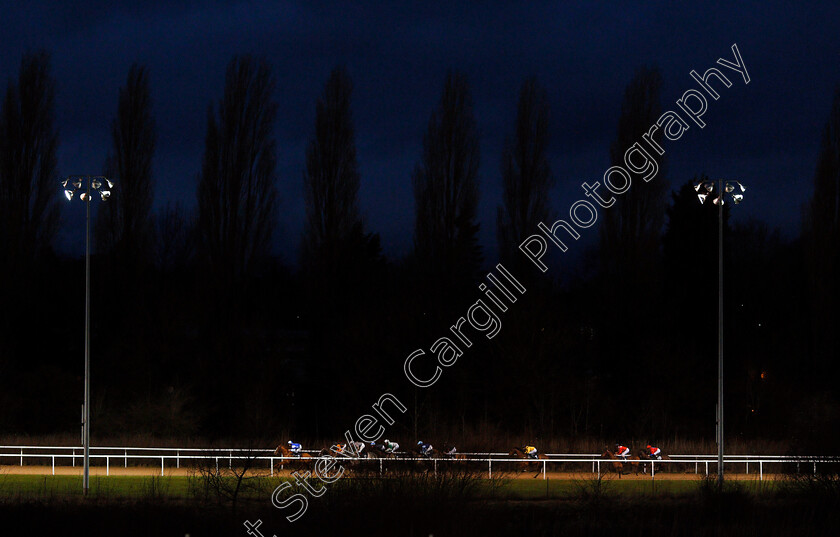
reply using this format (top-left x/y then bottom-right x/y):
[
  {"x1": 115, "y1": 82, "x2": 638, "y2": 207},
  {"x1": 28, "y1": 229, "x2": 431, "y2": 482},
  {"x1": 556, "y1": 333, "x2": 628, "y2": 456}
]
[
  {"x1": 61, "y1": 178, "x2": 69, "y2": 188},
  {"x1": 713, "y1": 195, "x2": 724, "y2": 205},
  {"x1": 105, "y1": 179, "x2": 114, "y2": 189},
  {"x1": 725, "y1": 183, "x2": 734, "y2": 193},
  {"x1": 72, "y1": 179, "x2": 82, "y2": 189},
  {"x1": 92, "y1": 179, "x2": 101, "y2": 189},
  {"x1": 738, "y1": 183, "x2": 746, "y2": 192},
  {"x1": 732, "y1": 193, "x2": 743, "y2": 204},
  {"x1": 64, "y1": 189, "x2": 74, "y2": 201},
  {"x1": 704, "y1": 182, "x2": 714, "y2": 193},
  {"x1": 694, "y1": 183, "x2": 703, "y2": 192},
  {"x1": 80, "y1": 192, "x2": 89, "y2": 202},
  {"x1": 99, "y1": 190, "x2": 110, "y2": 201},
  {"x1": 697, "y1": 193, "x2": 708, "y2": 204}
]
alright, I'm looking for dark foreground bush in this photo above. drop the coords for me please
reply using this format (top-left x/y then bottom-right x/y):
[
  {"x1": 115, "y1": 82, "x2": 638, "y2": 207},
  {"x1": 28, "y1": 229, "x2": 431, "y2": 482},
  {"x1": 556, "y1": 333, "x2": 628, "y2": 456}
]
[{"x1": 3, "y1": 477, "x2": 840, "y2": 536}]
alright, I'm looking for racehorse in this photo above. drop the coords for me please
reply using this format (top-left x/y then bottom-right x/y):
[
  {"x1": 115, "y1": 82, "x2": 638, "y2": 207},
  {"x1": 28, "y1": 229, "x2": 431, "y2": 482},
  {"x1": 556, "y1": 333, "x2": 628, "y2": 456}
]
[
  {"x1": 424, "y1": 445, "x2": 466, "y2": 475},
  {"x1": 438, "y1": 445, "x2": 466, "y2": 460},
  {"x1": 273, "y1": 444, "x2": 313, "y2": 471},
  {"x1": 637, "y1": 449, "x2": 673, "y2": 474},
  {"x1": 508, "y1": 448, "x2": 548, "y2": 478},
  {"x1": 325, "y1": 442, "x2": 371, "y2": 458},
  {"x1": 323, "y1": 442, "x2": 380, "y2": 475},
  {"x1": 601, "y1": 449, "x2": 641, "y2": 476},
  {"x1": 365, "y1": 442, "x2": 397, "y2": 459},
  {"x1": 601, "y1": 449, "x2": 625, "y2": 476}
]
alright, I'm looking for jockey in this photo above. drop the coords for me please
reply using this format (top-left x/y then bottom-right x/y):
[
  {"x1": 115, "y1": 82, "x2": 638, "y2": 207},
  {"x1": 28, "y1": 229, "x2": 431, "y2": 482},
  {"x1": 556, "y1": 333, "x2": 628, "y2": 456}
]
[
  {"x1": 288, "y1": 441, "x2": 302, "y2": 455},
  {"x1": 524, "y1": 445, "x2": 538, "y2": 459},
  {"x1": 382, "y1": 439, "x2": 399, "y2": 453},
  {"x1": 614, "y1": 443, "x2": 630, "y2": 460},
  {"x1": 646, "y1": 444, "x2": 662, "y2": 460},
  {"x1": 336, "y1": 441, "x2": 364, "y2": 455},
  {"x1": 417, "y1": 441, "x2": 433, "y2": 457}
]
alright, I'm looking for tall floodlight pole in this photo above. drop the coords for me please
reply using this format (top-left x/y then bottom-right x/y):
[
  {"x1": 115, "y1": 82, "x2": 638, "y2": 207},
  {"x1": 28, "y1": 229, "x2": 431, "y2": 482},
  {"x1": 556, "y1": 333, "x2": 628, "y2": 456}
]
[
  {"x1": 61, "y1": 175, "x2": 113, "y2": 495},
  {"x1": 695, "y1": 178, "x2": 745, "y2": 488}
]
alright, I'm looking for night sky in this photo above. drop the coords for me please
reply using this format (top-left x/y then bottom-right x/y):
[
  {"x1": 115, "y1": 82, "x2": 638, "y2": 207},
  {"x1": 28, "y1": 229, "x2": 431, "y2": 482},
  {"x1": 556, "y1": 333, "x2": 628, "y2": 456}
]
[{"x1": 3, "y1": 1, "x2": 839, "y2": 264}]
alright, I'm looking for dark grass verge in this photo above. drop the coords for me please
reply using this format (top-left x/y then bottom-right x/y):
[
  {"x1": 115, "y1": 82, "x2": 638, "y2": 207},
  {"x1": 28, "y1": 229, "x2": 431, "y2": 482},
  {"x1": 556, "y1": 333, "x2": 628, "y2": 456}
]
[{"x1": 0, "y1": 473, "x2": 838, "y2": 536}]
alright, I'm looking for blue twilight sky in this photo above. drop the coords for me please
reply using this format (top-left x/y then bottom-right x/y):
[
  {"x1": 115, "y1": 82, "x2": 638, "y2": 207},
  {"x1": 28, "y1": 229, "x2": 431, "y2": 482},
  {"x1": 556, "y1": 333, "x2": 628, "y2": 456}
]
[{"x1": 2, "y1": 1, "x2": 839, "y2": 266}]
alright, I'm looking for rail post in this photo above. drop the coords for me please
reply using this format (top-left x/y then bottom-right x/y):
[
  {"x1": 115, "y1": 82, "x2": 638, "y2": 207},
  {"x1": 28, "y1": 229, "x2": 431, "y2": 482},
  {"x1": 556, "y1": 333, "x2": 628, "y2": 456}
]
[
  {"x1": 434, "y1": 459, "x2": 437, "y2": 476},
  {"x1": 177, "y1": 451, "x2": 180, "y2": 469},
  {"x1": 746, "y1": 461, "x2": 749, "y2": 474},
  {"x1": 651, "y1": 460, "x2": 655, "y2": 478},
  {"x1": 20, "y1": 448, "x2": 22, "y2": 466},
  {"x1": 215, "y1": 457, "x2": 219, "y2": 475},
  {"x1": 380, "y1": 458, "x2": 383, "y2": 475},
  {"x1": 52, "y1": 456, "x2": 55, "y2": 475},
  {"x1": 107, "y1": 456, "x2": 110, "y2": 476},
  {"x1": 489, "y1": 459, "x2": 492, "y2": 479},
  {"x1": 543, "y1": 459, "x2": 546, "y2": 480},
  {"x1": 270, "y1": 457, "x2": 274, "y2": 476},
  {"x1": 705, "y1": 461, "x2": 708, "y2": 475},
  {"x1": 73, "y1": 448, "x2": 75, "y2": 467},
  {"x1": 161, "y1": 456, "x2": 164, "y2": 476},
  {"x1": 125, "y1": 449, "x2": 128, "y2": 468},
  {"x1": 760, "y1": 460, "x2": 763, "y2": 481},
  {"x1": 597, "y1": 460, "x2": 600, "y2": 478},
  {"x1": 229, "y1": 450, "x2": 232, "y2": 469},
  {"x1": 814, "y1": 461, "x2": 817, "y2": 475}
]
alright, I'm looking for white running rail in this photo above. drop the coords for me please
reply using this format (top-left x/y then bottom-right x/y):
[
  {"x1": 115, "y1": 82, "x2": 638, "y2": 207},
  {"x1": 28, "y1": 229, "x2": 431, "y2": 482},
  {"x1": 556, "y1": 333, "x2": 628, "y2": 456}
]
[{"x1": 1, "y1": 445, "x2": 835, "y2": 481}]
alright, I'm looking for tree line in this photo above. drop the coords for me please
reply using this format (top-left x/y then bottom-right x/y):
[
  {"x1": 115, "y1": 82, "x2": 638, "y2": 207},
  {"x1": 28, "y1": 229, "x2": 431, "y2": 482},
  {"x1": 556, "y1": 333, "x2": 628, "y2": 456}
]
[{"x1": 1, "y1": 51, "x2": 838, "y2": 451}]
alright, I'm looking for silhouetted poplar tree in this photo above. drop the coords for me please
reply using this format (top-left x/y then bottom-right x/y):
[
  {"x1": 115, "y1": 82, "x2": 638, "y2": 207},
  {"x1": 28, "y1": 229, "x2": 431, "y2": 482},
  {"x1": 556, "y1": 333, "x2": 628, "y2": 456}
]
[
  {"x1": 497, "y1": 76, "x2": 553, "y2": 269},
  {"x1": 805, "y1": 88, "x2": 840, "y2": 381},
  {"x1": 0, "y1": 51, "x2": 61, "y2": 425},
  {"x1": 156, "y1": 201, "x2": 193, "y2": 274},
  {"x1": 662, "y1": 177, "x2": 724, "y2": 328},
  {"x1": 0, "y1": 50, "x2": 59, "y2": 273},
  {"x1": 196, "y1": 55, "x2": 278, "y2": 295},
  {"x1": 593, "y1": 66, "x2": 669, "y2": 411},
  {"x1": 301, "y1": 66, "x2": 380, "y2": 308},
  {"x1": 194, "y1": 55, "x2": 279, "y2": 431},
  {"x1": 490, "y1": 77, "x2": 558, "y2": 434},
  {"x1": 95, "y1": 63, "x2": 156, "y2": 270},
  {"x1": 600, "y1": 66, "x2": 668, "y2": 292}
]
